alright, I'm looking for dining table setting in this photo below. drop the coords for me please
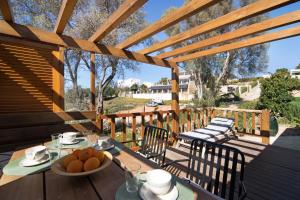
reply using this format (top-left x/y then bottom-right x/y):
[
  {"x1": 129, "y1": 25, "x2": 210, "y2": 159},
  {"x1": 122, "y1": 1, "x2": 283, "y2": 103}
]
[{"x1": 0, "y1": 132, "x2": 222, "y2": 200}]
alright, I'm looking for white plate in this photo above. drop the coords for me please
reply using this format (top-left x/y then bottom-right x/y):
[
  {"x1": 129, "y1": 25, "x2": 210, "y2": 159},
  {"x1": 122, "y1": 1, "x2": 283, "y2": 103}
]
[
  {"x1": 60, "y1": 138, "x2": 81, "y2": 145},
  {"x1": 20, "y1": 153, "x2": 50, "y2": 167},
  {"x1": 94, "y1": 143, "x2": 115, "y2": 151},
  {"x1": 139, "y1": 182, "x2": 178, "y2": 200}
]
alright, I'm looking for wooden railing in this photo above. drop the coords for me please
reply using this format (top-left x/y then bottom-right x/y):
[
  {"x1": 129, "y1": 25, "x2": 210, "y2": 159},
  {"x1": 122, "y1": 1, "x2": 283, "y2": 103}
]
[
  {"x1": 98, "y1": 107, "x2": 271, "y2": 144},
  {"x1": 0, "y1": 107, "x2": 271, "y2": 152}
]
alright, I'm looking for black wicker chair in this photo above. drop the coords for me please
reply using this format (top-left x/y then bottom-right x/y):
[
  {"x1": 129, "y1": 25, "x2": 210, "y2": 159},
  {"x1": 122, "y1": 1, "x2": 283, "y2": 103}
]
[
  {"x1": 138, "y1": 125, "x2": 169, "y2": 166},
  {"x1": 164, "y1": 139, "x2": 246, "y2": 200}
]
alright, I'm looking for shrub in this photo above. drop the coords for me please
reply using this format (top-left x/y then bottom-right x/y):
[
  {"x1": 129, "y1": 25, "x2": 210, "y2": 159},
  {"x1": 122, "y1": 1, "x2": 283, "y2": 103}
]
[
  {"x1": 239, "y1": 101, "x2": 258, "y2": 110},
  {"x1": 257, "y1": 68, "x2": 300, "y2": 116}
]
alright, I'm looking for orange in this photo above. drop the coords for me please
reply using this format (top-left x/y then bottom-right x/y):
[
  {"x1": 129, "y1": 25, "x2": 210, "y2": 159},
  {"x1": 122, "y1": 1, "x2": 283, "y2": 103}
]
[
  {"x1": 83, "y1": 157, "x2": 100, "y2": 172},
  {"x1": 86, "y1": 147, "x2": 95, "y2": 157},
  {"x1": 72, "y1": 149, "x2": 81, "y2": 158},
  {"x1": 67, "y1": 160, "x2": 83, "y2": 173},
  {"x1": 63, "y1": 154, "x2": 77, "y2": 168},
  {"x1": 78, "y1": 149, "x2": 90, "y2": 162},
  {"x1": 93, "y1": 150, "x2": 105, "y2": 164}
]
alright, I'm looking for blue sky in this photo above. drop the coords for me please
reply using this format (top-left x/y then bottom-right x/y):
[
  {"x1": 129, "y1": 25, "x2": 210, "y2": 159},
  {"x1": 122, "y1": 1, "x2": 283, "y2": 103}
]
[{"x1": 77, "y1": 1, "x2": 300, "y2": 88}]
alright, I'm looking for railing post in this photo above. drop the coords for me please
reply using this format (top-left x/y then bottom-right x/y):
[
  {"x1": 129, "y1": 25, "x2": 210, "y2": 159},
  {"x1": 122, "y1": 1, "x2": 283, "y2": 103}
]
[
  {"x1": 149, "y1": 114, "x2": 153, "y2": 125},
  {"x1": 141, "y1": 115, "x2": 145, "y2": 138},
  {"x1": 122, "y1": 117, "x2": 126, "y2": 142},
  {"x1": 110, "y1": 117, "x2": 115, "y2": 139},
  {"x1": 132, "y1": 115, "x2": 136, "y2": 141},
  {"x1": 157, "y1": 112, "x2": 163, "y2": 128},
  {"x1": 187, "y1": 109, "x2": 191, "y2": 131},
  {"x1": 243, "y1": 112, "x2": 247, "y2": 133},
  {"x1": 166, "y1": 112, "x2": 170, "y2": 132},
  {"x1": 261, "y1": 109, "x2": 270, "y2": 144},
  {"x1": 234, "y1": 111, "x2": 239, "y2": 131},
  {"x1": 252, "y1": 112, "x2": 256, "y2": 134}
]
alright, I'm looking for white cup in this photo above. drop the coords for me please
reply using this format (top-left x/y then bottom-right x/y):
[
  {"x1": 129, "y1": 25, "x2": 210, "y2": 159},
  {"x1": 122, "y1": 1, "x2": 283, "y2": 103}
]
[
  {"x1": 146, "y1": 169, "x2": 172, "y2": 195},
  {"x1": 98, "y1": 136, "x2": 110, "y2": 147},
  {"x1": 25, "y1": 145, "x2": 47, "y2": 161},
  {"x1": 60, "y1": 132, "x2": 77, "y2": 143}
]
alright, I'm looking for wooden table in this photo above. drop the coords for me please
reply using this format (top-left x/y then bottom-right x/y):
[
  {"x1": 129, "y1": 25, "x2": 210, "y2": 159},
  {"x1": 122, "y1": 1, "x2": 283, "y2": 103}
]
[{"x1": 0, "y1": 135, "x2": 222, "y2": 200}]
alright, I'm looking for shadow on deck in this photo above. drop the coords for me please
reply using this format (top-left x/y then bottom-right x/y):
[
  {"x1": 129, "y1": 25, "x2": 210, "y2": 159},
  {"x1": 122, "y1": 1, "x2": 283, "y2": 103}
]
[{"x1": 165, "y1": 128, "x2": 300, "y2": 200}]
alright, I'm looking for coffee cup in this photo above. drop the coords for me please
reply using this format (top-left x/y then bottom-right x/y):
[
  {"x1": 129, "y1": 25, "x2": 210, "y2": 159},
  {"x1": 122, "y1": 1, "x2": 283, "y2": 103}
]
[
  {"x1": 25, "y1": 145, "x2": 47, "y2": 161},
  {"x1": 59, "y1": 132, "x2": 77, "y2": 143},
  {"x1": 146, "y1": 169, "x2": 172, "y2": 195}
]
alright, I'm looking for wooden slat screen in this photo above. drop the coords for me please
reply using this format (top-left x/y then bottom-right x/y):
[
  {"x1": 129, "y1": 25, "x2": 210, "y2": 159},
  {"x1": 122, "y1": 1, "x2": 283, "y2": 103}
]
[{"x1": 0, "y1": 40, "x2": 57, "y2": 113}]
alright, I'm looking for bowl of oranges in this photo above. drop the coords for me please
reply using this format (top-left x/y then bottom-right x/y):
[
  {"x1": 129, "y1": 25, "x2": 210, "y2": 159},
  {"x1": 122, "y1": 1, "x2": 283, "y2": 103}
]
[{"x1": 51, "y1": 147, "x2": 112, "y2": 176}]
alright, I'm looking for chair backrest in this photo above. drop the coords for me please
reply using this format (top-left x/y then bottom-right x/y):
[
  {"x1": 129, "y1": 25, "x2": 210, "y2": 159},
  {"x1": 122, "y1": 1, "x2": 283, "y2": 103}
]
[
  {"x1": 140, "y1": 125, "x2": 169, "y2": 165},
  {"x1": 187, "y1": 139, "x2": 245, "y2": 200}
]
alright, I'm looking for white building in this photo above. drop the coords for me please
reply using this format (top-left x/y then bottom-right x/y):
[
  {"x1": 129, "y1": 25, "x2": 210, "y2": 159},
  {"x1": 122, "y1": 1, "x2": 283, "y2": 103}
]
[
  {"x1": 117, "y1": 78, "x2": 141, "y2": 88},
  {"x1": 132, "y1": 71, "x2": 197, "y2": 101},
  {"x1": 290, "y1": 69, "x2": 300, "y2": 79}
]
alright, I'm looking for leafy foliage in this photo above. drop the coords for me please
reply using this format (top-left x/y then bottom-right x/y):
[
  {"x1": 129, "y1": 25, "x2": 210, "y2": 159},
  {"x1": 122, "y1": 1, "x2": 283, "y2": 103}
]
[{"x1": 257, "y1": 68, "x2": 300, "y2": 116}]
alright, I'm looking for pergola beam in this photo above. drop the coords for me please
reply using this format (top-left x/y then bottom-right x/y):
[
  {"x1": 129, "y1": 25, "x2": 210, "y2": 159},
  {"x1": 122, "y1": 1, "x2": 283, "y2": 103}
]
[
  {"x1": 0, "y1": 0, "x2": 13, "y2": 22},
  {"x1": 116, "y1": 0, "x2": 218, "y2": 49},
  {"x1": 54, "y1": 0, "x2": 78, "y2": 34},
  {"x1": 89, "y1": 0, "x2": 147, "y2": 42},
  {"x1": 138, "y1": 0, "x2": 296, "y2": 55},
  {"x1": 171, "y1": 25, "x2": 300, "y2": 63},
  {"x1": 0, "y1": 20, "x2": 172, "y2": 68},
  {"x1": 158, "y1": 10, "x2": 300, "y2": 59}
]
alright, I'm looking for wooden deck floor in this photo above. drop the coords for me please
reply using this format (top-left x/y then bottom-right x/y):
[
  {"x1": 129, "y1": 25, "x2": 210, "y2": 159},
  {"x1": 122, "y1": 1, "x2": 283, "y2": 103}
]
[{"x1": 164, "y1": 138, "x2": 300, "y2": 200}]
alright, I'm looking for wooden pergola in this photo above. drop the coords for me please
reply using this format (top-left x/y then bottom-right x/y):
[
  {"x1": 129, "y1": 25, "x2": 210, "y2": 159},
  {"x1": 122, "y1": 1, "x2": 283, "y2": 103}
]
[{"x1": 0, "y1": 0, "x2": 299, "y2": 139}]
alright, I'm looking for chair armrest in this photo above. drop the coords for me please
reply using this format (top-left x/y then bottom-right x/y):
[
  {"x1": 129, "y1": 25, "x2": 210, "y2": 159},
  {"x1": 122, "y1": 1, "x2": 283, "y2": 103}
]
[{"x1": 161, "y1": 158, "x2": 189, "y2": 168}]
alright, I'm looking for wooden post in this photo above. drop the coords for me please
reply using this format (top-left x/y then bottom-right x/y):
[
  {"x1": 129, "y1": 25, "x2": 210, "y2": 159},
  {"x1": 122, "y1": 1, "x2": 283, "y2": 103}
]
[
  {"x1": 252, "y1": 112, "x2": 256, "y2": 134},
  {"x1": 90, "y1": 52, "x2": 96, "y2": 111},
  {"x1": 261, "y1": 109, "x2": 270, "y2": 144},
  {"x1": 122, "y1": 117, "x2": 126, "y2": 142},
  {"x1": 157, "y1": 112, "x2": 163, "y2": 128},
  {"x1": 166, "y1": 113, "x2": 170, "y2": 132},
  {"x1": 111, "y1": 118, "x2": 115, "y2": 139},
  {"x1": 243, "y1": 112, "x2": 247, "y2": 133},
  {"x1": 234, "y1": 111, "x2": 239, "y2": 131},
  {"x1": 149, "y1": 114, "x2": 153, "y2": 125},
  {"x1": 141, "y1": 116, "x2": 145, "y2": 138},
  {"x1": 132, "y1": 115, "x2": 136, "y2": 141},
  {"x1": 52, "y1": 47, "x2": 64, "y2": 112},
  {"x1": 171, "y1": 63, "x2": 179, "y2": 139},
  {"x1": 187, "y1": 110, "x2": 191, "y2": 131}
]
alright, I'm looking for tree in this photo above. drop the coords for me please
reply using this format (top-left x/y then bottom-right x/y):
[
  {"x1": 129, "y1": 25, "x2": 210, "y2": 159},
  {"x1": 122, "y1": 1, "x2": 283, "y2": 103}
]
[
  {"x1": 12, "y1": 0, "x2": 149, "y2": 113},
  {"x1": 130, "y1": 83, "x2": 139, "y2": 93},
  {"x1": 140, "y1": 84, "x2": 148, "y2": 93},
  {"x1": 257, "y1": 68, "x2": 300, "y2": 116},
  {"x1": 158, "y1": 77, "x2": 169, "y2": 85},
  {"x1": 164, "y1": 0, "x2": 268, "y2": 99},
  {"x1": 296, "y1": 63, "x2": 300, "y2": 69}
]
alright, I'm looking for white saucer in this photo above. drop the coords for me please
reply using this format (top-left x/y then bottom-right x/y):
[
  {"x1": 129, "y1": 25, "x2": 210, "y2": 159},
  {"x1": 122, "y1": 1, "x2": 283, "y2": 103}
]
[
  {"x1": 139, "y1": 182, "x2": 179, "y2": 200},
  {"x1": 60, "y1": 138, "x2": 81, "y2": 145},
  {"x1": 94, "y1": 143, "x2": 115, "y2": 151},
  {"x1": 20, "y1": 153, "x2": 50, "y2": 167}
]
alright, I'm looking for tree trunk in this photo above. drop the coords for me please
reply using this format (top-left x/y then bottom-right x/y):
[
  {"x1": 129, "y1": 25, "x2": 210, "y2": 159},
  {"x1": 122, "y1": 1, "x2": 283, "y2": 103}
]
[
  {"x1": 215, "y1": 51, "x2": 231, "y2": 95},
  {"x1": 97, "y1": 85, "x2": 104, "y2": 115}
]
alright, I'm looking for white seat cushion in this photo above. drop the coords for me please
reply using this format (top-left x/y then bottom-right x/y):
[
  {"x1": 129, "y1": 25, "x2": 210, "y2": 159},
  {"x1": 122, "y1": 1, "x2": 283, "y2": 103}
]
[
  {"x1": 193, "y1": 128, "x2": 222, "y2": 136},
  {"x1": 179, "y1": 131, "x2": 211, "y2": 140},
  {"x1": 210, "y1": 118, "x2": 234, "y2": 127},
  {"x1": 206, "y1": 125, "x2": 229, "y2": 133},
  {"x1": 207, "y1": 134, "x2": 226, "y2": 142}
]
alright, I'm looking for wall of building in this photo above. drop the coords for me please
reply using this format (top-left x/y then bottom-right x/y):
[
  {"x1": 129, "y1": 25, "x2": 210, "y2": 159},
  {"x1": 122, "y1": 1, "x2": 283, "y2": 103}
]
[
  {"x1": 132, "y1": 92, "x2": 194, "y2": 101},
  {"x1": 0, "y1": 39, "x2": 62, "y2": 113}
]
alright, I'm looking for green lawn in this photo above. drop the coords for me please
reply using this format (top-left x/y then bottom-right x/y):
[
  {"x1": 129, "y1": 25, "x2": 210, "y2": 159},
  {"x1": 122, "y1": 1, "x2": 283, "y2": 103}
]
[{"x1": 103, "y1": 97, "x2": 150, "y2": 114}]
